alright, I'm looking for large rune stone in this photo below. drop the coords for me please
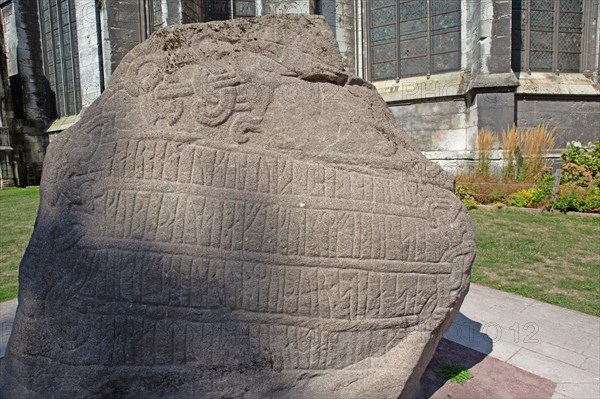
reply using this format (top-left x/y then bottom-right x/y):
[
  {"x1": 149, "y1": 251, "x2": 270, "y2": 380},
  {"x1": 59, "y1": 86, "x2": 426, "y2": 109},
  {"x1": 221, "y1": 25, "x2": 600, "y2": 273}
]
[{"x1": 0, "y1": 15, "x2": 475, "y2": 398}]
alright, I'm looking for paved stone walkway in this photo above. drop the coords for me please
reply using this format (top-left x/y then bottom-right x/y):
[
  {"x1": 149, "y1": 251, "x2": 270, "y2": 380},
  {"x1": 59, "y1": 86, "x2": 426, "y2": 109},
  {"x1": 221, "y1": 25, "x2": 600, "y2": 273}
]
[
  {"x1": 1, "y1": 284, "x2": 599, "y2": 398},
  {"x1": 0, "y1": 298, "x2": 16, "y2": 358},
  {"x1": 444, "y1": 284, "x2": 600, "y2": 399}
]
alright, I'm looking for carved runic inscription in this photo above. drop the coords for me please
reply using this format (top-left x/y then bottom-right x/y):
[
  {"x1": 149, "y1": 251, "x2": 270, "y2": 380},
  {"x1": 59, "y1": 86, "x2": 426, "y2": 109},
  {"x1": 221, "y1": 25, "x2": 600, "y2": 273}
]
[
  {"x1": 59, "y1": 140, "x2": 462, "y2": 371},
  {"x1": 1, "y1": 16, "x2": 475, "y2": 399}
]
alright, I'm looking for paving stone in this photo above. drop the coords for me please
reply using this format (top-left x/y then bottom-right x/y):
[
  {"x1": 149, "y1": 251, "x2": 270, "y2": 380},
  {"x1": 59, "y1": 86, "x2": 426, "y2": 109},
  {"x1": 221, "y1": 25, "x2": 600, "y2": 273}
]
[
  {"x1": 520, "y1": 302, "x2": 600, "y2": 338},
  {"x1": 508, "y1": 348, "x2": 598, "y2": 384},
  {"x1": 550, "y1": 391, "x2": 572, "y2": 399},
  {"x1": 460, "y1": 288, "x2": 599, "y2": 357},
  {"x1": 461, "y1": 284, "x2": 535, "y2": 314},
  {"x1": 0, "y1": 299, "x2": 17, "y2": 321},
  {"x1": 583, "y1": 338, "x2": 600, "y2": 359},
  {"x1": 528, "y1": 341, "x2": 588, "y2": 368},
  {"x1": 580, "y1": 357, "x2": 600, "y2": 375},
  {"x1": 554, "y1": 382, "x2": 600, "y2": 399},
  {"x1": 487, "y1": 341, "x2": 523, "y2": 362},
  {"x1": 0, "y1": 299, "x2": 17, "y2": 359},
  {"x1": 454, "y1": 284, "x2": 600, "y2": 397}
]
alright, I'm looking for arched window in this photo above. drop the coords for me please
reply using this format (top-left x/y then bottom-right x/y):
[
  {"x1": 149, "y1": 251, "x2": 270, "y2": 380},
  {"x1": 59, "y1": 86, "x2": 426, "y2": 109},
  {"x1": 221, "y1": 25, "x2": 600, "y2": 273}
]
[
  {"x1": 512, "y1": 0, "x2": 584, "y2": 73},
  {"x1": 368, "y1": 0, "x2": 461, "y2": 81}
]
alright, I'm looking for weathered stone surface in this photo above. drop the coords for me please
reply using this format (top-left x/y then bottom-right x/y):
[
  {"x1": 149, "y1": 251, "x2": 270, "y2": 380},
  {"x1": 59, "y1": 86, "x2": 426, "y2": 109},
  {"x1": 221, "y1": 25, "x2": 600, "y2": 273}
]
[{"x1": 0, "y1": 15, "x2": 475, "y2": 398}]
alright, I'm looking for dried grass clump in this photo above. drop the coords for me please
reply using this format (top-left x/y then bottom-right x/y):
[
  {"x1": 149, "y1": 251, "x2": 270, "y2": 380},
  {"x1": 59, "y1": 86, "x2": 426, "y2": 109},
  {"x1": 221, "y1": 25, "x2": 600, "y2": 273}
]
[
  {"x1": 501, "y1": 125, "x2": 520, "y2": 180},
  {"x1": 495, "y1": 123, "x2": 556, "y2": 181},
  {"x1": 476, "y1": 129, "x2": 498, "y2": 176},
  {"x1": 521, "y1": 123, "x2": 556, "y2": 180}
]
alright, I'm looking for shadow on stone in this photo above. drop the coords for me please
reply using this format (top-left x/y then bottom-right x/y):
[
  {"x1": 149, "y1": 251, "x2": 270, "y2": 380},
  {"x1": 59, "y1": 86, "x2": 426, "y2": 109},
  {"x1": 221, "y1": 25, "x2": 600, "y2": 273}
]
[
  {"x1": 416, "y1": 312, "x2": 493, "y2": 398},
  {"x1": 416, "y1": 311, "x2": 555, "y2": 399},
  {"x1": 417, "y1": 337, "x2": 556, "y2": 399},
  {"x1": 1, "y1": 186, "x2": 293, "y2": 397},
  {"x1": 444, "y1": 312, "x2": 494, "y2": 355}
]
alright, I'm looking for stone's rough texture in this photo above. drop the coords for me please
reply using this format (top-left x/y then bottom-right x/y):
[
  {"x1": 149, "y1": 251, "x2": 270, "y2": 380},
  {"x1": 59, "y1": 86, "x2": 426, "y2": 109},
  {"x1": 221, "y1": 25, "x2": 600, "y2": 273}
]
[{"x1": 0, "y1": 15, "x2": 475, "y2": 398}]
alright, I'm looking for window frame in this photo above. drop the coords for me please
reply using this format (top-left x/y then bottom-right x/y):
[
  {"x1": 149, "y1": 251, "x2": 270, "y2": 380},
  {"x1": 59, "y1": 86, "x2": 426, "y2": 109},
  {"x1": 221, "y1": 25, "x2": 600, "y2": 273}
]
[
  {"x1": 512, "y1": 0, "x2": 587, "y2": 74},
  {"x1": 365, "y1": 0, "x2": 462, "y2": 82},
  {"x1": 38, "y1": 0, "x2": 82, "y2": 117},
  {"x1": 204, "y1": 0, "x2": 259, "y2": 22}
]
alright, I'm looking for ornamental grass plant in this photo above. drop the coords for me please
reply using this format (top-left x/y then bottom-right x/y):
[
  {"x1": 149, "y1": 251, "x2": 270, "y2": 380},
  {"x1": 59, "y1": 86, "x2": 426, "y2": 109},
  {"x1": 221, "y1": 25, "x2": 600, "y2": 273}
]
[
  {"x1": 501, "y1": 125, "x2": 521, "y2": 180},
  {"x1": 457, "y1": 131, "x2": 599, "y2": 213},
  {"x1": 476, "y1": 129, "x2": 498, "y2": 177},
  {"x1": 520, "y1": 123, "x2": 556, "y2": 180},
  {"x1": 458, "y1": 124, "x2": 572, "y2": 210}
]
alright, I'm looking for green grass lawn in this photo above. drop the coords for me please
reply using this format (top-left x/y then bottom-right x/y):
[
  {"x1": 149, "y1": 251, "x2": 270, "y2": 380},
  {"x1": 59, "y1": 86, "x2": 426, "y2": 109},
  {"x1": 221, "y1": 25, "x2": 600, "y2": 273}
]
[
  {"x1": 470, "y1": 208, "x2": 600, "y2": 316},
  {"x1": 0, "y1": 187, "x2": 40, "y2": 301},
  {"x1": 0, "y1": 188, "x2": 599, "y2": 317}
]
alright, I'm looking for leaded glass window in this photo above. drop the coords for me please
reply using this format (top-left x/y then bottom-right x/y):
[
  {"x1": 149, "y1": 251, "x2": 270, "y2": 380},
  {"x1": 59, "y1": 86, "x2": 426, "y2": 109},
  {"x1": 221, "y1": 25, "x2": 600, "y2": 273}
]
[
  {"x1": 205, "y1": 0, "x2": 257, "y2": 21},
  {"x1": 234, "y1": 0, "x2": 256, "y2": 17},
  {"x1": 369, "y1": 0, "x2": 461, "y2": 81},
  {"x1": 39, "y1": 0, "x2": 81, "y2": 117},
  {"x1": 512, "y1": 0, "x2": 584, "y2": 73},
  {"x1": 152, "y1": 0, "x2": 164, "y2": 30},
  {"x1": 206, "y1": 0, "x2": 231, "y2": 20}
]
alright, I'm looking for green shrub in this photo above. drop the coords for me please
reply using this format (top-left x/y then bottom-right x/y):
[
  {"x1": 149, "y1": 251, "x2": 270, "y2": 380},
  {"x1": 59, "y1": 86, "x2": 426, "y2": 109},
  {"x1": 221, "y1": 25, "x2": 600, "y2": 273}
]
[
  {"x1": 489, "y1": 188, "x2": 505, "y2": 203},
  {"x1": 508, "y1": 172, "x2": 554, "y2": 208},
  {"x1": 462, "y1": 196, "x2": 478, "y2": 210},
  {"x1": 552, "y1": 184, "x2": 600, "y2": 213},
  {"x1": 537, "y1": 171, "x2": 556, "y2": 206},
  {"x1": 560, "y1": 141, "x2": 600, "y2": 188},
  {"x1": 509, "y1": 187, "x2": 544, "y2": 208},
  {"x1": 455, "y1": 185, "x2": 478, "y2": 210}
]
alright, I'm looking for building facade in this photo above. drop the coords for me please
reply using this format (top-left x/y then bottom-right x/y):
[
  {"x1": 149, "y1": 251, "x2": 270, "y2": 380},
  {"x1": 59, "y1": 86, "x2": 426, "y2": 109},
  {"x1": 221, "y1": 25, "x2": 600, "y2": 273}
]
[
  {"x1": 0, "y1": 14, "x2": 16, "y2": 187},
  {"x1": 1, "y1": 0, "x2": 599, "y2": 183},
  {"x1": 366, "y1": 0, "x2": 600, "y2": 172}
]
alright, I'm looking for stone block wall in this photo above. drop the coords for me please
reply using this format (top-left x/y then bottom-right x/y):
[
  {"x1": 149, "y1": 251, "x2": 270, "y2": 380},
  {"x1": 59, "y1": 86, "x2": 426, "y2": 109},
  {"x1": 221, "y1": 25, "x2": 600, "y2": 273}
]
[
  {"x1": 476, "y1": 91, "x2": 514, "y2": 134},
  {"x1": 2, "y1": 0, "x2": 599, "y2": 183},
  {"x1": 389, "y1": 100, "x2": 472, "y2": 153},
  {"x1": 483, "y1": 0, "x2": 512, "y2": 75},
  {"x1": 105, "y1": 0, "x2": 144, "y2": 76},
  {"x1": 462, "y1": 0, "x2": 480, "y2": 76},
  {"x1": 75, "y1": 0, "x2": 103, "y2": 108},
  {"x1": 370, "y1": 0, "x2": 598, "y2": 173},
  {"x1": 2, "y1": 0, "x2": 52, "y2": 185},
  {"x1": 0, "y1": 12, "x2": 16, "y2": 186},
  {"x1": 516, "y1": 97, "x2": 600, "y2": 148},
  {"x1": 262, "y1": 0, "x2": 314, "y2": 15},
  {"x1": 320, "y1": 0, "x2": 355, "y2": 73},
  {"x1": 9, "y1": 0, "x2": 52, "y2": 126}
]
